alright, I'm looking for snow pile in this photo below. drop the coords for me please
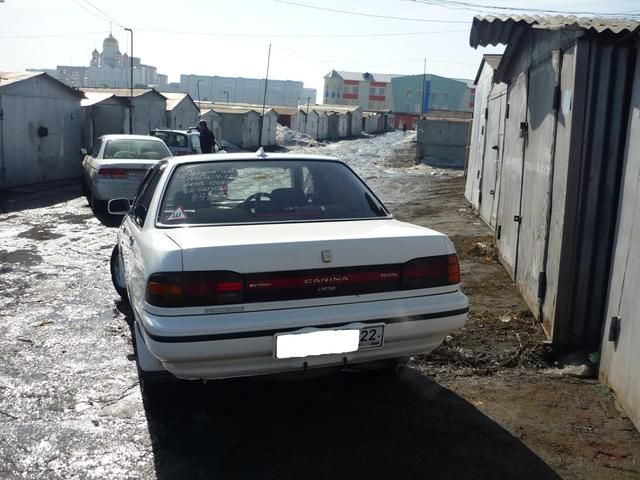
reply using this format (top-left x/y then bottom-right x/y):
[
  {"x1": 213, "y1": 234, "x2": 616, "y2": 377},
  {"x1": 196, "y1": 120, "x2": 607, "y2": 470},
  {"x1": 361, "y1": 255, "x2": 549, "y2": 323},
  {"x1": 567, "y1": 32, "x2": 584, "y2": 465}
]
[{"x1": 276, "y1": 125, "x2": 317, "y2": 147}]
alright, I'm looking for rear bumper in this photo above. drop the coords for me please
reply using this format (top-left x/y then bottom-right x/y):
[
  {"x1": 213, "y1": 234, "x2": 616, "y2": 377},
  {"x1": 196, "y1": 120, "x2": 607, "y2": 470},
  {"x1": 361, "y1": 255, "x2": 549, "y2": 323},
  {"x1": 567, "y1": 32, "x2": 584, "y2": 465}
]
[
  {"x1": 136, "y1": 291, "x2": 468, "y2": 380},
  {"x1": 91, "y1": 177, "x2": 141, "y2": 201}
]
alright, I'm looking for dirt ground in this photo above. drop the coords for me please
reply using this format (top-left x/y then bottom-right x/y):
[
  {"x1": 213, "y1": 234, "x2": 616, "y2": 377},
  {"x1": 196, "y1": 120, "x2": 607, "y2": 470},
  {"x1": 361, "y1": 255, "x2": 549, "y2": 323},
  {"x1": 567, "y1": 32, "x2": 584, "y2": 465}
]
[
  {"x1": 1, "y1": 133, "x2": 639, "y2": 479},
  {"x1": 389, "y1": 144, "x2": 640, "y2": 479}
]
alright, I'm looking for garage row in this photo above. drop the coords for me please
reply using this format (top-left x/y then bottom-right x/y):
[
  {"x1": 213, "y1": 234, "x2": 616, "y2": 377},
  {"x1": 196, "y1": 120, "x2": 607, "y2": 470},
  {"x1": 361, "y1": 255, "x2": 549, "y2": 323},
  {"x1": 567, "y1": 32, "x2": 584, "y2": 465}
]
[
  {"x1": 465, "y1": 15, "x2": 640, "y2": 431},
  {"x1": 0, "y1": 74, "x2": 375, "y2": 189}
]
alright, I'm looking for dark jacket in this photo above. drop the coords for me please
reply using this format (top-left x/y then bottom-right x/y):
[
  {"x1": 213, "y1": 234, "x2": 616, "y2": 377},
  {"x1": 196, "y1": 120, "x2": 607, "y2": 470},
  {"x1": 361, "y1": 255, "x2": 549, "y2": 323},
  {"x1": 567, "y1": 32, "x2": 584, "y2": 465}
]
[{"x1": 199, "y1": 127, "x2": 215, "y2": 153}]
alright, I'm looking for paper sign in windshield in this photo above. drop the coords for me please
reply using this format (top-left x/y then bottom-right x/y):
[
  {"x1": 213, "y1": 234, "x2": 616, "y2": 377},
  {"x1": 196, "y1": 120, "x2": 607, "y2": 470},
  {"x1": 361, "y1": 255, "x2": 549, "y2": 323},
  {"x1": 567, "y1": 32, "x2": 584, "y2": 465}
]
[{"x1": 166, "y1": 207, "x2": 187, "y2": 221}]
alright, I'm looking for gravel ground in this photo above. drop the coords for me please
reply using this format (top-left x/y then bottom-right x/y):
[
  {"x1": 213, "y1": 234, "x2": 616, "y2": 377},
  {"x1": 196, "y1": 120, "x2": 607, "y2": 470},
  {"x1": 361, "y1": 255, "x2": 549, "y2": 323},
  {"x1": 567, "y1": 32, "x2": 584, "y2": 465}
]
[{"x1": 0, "y1": 132, "x2": 638, "y2": 479}]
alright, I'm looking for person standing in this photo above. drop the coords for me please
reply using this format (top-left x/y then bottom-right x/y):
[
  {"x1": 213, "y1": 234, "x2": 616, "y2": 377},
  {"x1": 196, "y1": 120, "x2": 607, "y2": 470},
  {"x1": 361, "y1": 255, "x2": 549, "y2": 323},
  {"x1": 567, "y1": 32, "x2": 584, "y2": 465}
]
[{"x1": 198, "y1": 120, "x2": 216, "y2": 154}]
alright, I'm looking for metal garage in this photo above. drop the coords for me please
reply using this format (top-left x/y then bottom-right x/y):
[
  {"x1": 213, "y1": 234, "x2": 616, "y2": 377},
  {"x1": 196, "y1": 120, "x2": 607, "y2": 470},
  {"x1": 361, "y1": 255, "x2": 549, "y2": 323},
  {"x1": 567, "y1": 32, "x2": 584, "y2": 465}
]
[
  {"x1": 0, "y1": 72, "x2": 83, "y2": 189},
  {"x1": 469, "y1": 15, "x2": 640, "y2": 346}
]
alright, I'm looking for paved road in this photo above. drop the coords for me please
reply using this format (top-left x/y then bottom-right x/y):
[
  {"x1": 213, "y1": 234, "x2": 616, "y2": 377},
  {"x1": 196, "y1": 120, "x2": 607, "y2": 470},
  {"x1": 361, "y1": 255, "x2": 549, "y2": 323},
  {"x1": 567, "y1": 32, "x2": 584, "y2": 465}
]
[{"x1": 0, "y1": 146, "x2": 560, "y2": 479}]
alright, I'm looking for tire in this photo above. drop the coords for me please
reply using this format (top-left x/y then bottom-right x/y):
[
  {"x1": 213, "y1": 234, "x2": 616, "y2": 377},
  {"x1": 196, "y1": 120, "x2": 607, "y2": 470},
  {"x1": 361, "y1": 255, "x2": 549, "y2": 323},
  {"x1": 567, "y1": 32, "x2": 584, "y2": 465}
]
[
  {"x1": 89, "y1": 189, "x2": 106, "y2": 213},
  {"x1": 110, "y1": 245, "x2": 129, "y2": 300}
]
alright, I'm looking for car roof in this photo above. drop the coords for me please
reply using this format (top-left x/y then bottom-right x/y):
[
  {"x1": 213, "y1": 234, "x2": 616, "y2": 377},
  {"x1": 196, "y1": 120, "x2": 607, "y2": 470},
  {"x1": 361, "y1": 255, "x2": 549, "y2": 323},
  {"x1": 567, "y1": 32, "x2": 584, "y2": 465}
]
[
  {"x1": 163, "y1": 150, "x2": 341, "y2": 167},
  {"x1": 150, "y1": 129, "x2": 197, "y2": 134},
  {"x1": 98, "y1": 134, "x2": 166, "y2": 142}
]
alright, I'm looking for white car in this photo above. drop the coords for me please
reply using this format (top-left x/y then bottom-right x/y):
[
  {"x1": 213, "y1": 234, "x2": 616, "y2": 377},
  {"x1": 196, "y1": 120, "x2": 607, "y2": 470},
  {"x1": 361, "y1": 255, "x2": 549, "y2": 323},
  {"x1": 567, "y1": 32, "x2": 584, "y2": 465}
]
[
  {"x1": 108, "y1": 150, "x2": 468, "y2": 384},
  {"x1": 81, "y1": 134, "x2": 172, "y2": 211}
]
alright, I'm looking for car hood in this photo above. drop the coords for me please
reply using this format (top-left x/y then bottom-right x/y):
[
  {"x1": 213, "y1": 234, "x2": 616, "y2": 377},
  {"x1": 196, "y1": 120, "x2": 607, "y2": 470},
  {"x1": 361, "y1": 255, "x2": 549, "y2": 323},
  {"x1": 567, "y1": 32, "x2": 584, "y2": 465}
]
[{"x1": 162, "y1": 219, "x2": 452, "y2": 272}]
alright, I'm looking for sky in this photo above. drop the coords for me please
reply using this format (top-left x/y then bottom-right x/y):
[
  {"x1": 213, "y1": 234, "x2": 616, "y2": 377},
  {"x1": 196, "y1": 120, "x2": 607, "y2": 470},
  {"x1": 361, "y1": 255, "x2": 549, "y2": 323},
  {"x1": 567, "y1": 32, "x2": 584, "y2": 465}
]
[{"x1": 1, "y1": 0, "x2": 639, "y2": 103}]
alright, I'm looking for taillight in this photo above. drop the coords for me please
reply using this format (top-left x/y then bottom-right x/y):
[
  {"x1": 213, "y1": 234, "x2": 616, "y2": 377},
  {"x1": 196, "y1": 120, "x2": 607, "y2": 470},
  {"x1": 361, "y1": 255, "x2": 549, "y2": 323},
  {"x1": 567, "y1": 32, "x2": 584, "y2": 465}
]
[
  {"x1": 98, "y1": 168, "x2": 128, "y2": 179},
  {"x1": 146, "y1": 271, "x2": 244, "y2": 307},
  {"x1": 401, "y1": 254, "x2": 460, "y2": 289}
]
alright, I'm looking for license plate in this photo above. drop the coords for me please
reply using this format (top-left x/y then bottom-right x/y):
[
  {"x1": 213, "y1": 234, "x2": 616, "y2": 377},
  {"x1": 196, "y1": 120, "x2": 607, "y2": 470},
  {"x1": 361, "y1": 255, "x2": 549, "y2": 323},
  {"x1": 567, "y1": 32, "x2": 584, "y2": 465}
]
[
  {"x1": 358, "y1": 325, "x2": 384, "y2": 350},
  {"x1": 275, "y1": 324, "x2": 385, "y2": 359},
  {"x1": 128, "y1": 171, "x2": 144, "y2": 182}
]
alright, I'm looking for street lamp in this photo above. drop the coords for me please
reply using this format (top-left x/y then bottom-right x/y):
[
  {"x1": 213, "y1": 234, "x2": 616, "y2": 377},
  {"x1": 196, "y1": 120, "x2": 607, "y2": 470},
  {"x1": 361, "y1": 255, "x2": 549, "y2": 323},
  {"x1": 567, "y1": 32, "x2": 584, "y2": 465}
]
[
  {"x1": 124, "y1": 27, "x2": 133, "y2": 134},
  {"x1": 223, "y1": 90, "x2": 229, "y2": 104}
]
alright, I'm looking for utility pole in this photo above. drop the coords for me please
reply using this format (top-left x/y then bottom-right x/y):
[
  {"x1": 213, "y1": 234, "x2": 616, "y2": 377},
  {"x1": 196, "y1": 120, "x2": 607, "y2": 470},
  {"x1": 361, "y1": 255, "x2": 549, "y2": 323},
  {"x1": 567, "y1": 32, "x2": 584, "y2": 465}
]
[
  {"x1": 124, "y1": 27, "x2": 133, "y2": 134},
  {"x1": 420, "y1": 57, "x2": 427, "y2": 118},
  {"x1": 258, "y1": 43, "x2": 271, "y2": 148}
]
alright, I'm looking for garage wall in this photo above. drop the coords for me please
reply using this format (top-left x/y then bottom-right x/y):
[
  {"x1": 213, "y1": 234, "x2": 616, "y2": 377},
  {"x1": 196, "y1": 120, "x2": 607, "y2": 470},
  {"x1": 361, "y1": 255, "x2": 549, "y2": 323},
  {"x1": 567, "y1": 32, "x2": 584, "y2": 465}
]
[
  {"x1": 478, "y1": 87, "x2": 507, "y2": 228},
  {"x1": 0, "y1": 78, "x2": 82, "y2": 189},
  {"x1": 600, "y1": 46, "x2": 640, "y2": 432},
  {"x1": 167, "y1": 98, "x2": 199, "y2": 130},
  {"x1": 465, "y1": 63, "x2": 494, "y2": 210},
  {"x1": 132, "y1": 93, "x2": 166, "y2": 134}
]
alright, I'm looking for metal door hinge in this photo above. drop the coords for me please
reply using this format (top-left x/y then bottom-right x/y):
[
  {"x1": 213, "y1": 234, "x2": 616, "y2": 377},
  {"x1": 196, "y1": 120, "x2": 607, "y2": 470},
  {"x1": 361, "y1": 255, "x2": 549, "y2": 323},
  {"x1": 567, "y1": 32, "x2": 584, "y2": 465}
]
[
  {"x1": 608, "y1": 316, "x2": 621, "y2": 343},
  {"x1": 552, "y1": 86, "x2": 561, "y2": 111},
  {"x1": 505, "y1": 104, "x2": 510, "y2": 119},
  {"x1": 513, "y1": 215, "x2": 522, "y2": 223},
  {"x1": 496, "y1": 225, "x2": 502, "y2": 239},
  {"x1": 484, "y1": 107, "x2": 489, "y2": 119},
  {"x1": 489, "y1": 189, "x2": 495, "y2": 195},
  {"x1": 519, "y1": 122, "x2": 528, "y2": 138}
]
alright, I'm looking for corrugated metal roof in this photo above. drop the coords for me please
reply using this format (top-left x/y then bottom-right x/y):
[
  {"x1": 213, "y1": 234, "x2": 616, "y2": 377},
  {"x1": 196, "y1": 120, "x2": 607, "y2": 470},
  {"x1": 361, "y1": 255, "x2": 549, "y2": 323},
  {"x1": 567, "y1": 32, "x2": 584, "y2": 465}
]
[{"x1": 470, "y1": 15, "x2": 640, "y2": 48}]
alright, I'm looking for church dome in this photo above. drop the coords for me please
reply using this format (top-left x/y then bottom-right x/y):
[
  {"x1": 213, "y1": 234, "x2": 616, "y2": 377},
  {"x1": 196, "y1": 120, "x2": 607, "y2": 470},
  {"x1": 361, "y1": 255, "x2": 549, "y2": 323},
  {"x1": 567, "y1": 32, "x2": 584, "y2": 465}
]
[{"x1": 102, "y1": 33, "x2": 119, "y2": 50}]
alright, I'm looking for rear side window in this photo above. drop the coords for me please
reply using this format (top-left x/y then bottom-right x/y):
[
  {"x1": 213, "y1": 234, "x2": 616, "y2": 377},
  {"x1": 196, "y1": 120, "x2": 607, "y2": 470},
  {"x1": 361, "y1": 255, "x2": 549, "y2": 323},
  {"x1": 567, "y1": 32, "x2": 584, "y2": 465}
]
[
  {"x1": 157, "y1": 160, "x2": 389, "y2": 226},
  {"x1": 103, "y1": 139, "x2": 171, "y2": 160},
  {"x1": 132, "y1": 163, "x2": 166, "y2": 227},
  {"x1": 90, "y1": 140, "x2": 102, "y2": 157}
]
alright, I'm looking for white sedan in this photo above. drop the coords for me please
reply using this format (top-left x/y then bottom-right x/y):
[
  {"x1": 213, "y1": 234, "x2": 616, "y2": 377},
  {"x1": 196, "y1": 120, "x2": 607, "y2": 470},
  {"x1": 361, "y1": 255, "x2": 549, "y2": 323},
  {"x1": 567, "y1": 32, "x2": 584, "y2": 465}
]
[
  {"x1": 108, "y1": 150, "x2": 468, "y2": 383},
  {"x1": 81, "y1": 134, "x2": 172, "y2": 211}
]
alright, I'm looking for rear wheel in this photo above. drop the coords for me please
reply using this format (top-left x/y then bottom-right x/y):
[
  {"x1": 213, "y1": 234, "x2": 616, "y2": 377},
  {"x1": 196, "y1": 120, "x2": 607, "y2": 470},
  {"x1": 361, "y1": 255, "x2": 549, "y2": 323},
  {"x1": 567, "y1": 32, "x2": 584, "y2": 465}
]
[
  {"x1": 89, "y1": 189, "x2": 106, "y2": 213},
  {"x1": 110, "y1": 245, "x2": 128, "y2": 300}
]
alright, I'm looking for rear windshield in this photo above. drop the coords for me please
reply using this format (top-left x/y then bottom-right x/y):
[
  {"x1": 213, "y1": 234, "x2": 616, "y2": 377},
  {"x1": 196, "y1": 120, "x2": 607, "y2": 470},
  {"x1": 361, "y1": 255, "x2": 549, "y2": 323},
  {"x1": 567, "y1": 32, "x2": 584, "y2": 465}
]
[
  {"x1": 104, "y1": 139, "x2": 171, "y2": 160},
  {"x1": 150, "y1": 131, "x2": 188, "y2": 148},
  {"x1": 157, "y1": 160, "x2": 389, "y2": 225}
]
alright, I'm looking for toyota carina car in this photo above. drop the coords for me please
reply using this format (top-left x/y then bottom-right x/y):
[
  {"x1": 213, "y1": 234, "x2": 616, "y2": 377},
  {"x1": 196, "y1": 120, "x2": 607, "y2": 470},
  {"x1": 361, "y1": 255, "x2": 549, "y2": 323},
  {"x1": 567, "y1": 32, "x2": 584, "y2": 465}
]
[
  {"x1": 108, "y1": 149, "x2": 468, "y2": 384},
  {"x1": 82, "y1": 134, "x2": 172, "y2": 212}
]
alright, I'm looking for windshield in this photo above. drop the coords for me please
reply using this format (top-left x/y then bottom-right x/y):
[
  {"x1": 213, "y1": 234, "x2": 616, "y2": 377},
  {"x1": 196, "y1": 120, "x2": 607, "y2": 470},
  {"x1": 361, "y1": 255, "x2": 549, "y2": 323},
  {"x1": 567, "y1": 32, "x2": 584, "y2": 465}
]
[
  {"x1": 103, "y1": 139, "x2": 171, "y2": 160},
  {"x1": 157, "y1": 160, "x2": 389, "y2": 225}
]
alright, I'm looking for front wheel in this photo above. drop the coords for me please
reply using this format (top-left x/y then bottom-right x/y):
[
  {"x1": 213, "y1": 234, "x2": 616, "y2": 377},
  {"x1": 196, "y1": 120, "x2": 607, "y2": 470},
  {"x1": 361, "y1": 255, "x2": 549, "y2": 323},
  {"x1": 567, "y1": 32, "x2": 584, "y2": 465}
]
[{"x1": 110, "y1": 245, "x2": 128, "y2": 300}]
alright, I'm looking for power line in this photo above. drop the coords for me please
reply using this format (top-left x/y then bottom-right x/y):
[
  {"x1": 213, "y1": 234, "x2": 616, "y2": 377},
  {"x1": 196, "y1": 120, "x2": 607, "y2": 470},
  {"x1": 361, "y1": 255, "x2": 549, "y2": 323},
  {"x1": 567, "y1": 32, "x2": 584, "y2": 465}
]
[
  {"x1": 274, "y1": 0, "x2": 469, "y2": 23},
  {"x1": 137, "y1": 28, "x2": 468, "y2": 38},
  {"x1": 80, "y1": 0, "x2": 125, "y2": 28},
  {"x1": 410, "y1": 0, "x2": 640, "y2": 17},
  {"x1": 70, "y1": 0, "x2": 112, "y2": 24}
]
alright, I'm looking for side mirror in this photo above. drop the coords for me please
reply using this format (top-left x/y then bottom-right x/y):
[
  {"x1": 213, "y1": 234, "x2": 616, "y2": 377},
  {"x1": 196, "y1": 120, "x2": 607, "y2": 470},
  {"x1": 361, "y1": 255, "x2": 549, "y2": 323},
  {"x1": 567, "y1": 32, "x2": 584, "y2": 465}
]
[
  {"x1": 108, "y1": 198, "x2": 131, "y2": 215},
  {"x1": 81, "y1": 148, "x2": 88, "y2": 155}
]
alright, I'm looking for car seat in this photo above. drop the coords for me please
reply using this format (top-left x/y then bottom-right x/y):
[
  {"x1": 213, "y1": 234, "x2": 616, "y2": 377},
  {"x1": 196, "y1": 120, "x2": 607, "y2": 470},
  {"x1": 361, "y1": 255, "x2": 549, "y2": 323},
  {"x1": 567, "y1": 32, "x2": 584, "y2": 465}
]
[{"x1": 270, "y1": 187, "x2": 306, "y2": 210}]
